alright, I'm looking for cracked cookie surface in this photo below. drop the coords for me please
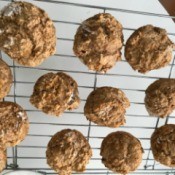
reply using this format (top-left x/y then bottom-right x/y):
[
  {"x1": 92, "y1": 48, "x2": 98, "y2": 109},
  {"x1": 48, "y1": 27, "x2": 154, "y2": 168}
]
[
  {"x1": 84, "y1": 87, "x2": 130, "y2": 127},
  {"x1": 145, "y1": 78, "x2": 175, "y2": 118},
  {"x1": 30, "y1": 72, "x2": 80, "y2": 116},
  {"x1": 0, "y1": 101, "x2": 29, "y2": 147},
  {"x1": 0, "y1": 1, "x2": 56, "y2": 66},
  {"x1": 101, "y1": 131, "x2": 143, "y2": 174},
  {"x1": 151, "y1": 124, "x2": 175, "y2": 167},
  {"x1": 46, "y1": 129, "x2": 92, "y2": 175},
  {"x1": 73, "y1": 13, "x2": 123, "y2": 72},
  {"x1": 125, "y1": 25, "x2": 174, "y2": 73}
]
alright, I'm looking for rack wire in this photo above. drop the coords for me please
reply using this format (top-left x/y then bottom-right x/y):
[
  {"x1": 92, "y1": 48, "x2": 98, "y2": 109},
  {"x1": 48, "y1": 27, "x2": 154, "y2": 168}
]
[{"x1": 1, "y1": 0, "x2": 175, "y2": 174}]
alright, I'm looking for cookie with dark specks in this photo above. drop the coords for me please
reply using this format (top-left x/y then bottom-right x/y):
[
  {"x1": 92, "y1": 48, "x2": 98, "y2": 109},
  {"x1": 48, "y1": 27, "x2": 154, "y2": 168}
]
[
  {"x1": 125, "y1": 25, "x2": 174, "y2": 73},
  {"x1": 145, "y1": 78, "x2": 175, "y2": 118},
  {"x1": 0, "y1": 101, "x2": 29, "y2": 147},
  {"x1": 84, "y1": 87, "x2": 130, "y2": 127},
  {"x1": 151, "y1": 124, "x2": 175, "y2": 167},
  {"x1": 100, "y1": 131, "x2": 143, "y2": 174},
  {"x1": 30, "y1": 72, "x2": 80, "y2": 116},
  {"x1": 46, "y1": 129, "x2": 92, "y2": 175},
  {"x1": 0, "y1": 59, "x2": 12, "y2": 99},
  {"x1": 73, "y1": 13, "x2": 123, "y2": 72},
  {"x1": 0, "y1": 1, "x2": 56, "y2": 67}
]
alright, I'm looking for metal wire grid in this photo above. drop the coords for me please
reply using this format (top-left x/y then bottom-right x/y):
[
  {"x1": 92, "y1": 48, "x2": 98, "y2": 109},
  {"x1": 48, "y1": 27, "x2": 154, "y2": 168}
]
[{"x1": 0, "y1": 0, "x2": 175, "y2": 174}]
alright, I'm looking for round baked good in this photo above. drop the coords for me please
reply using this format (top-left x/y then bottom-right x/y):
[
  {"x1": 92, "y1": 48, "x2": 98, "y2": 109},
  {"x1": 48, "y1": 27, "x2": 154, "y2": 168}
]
[
  {"x1": 46, "y1": 129, "x2": 92, "y2": 175},
  {"x1": 0, "y1": 59, "x2": 12, "y2": 99},
  {"x1": 100, "y1": 131, "x2": 143, "y2": 174},
  {"x1": 73, "y1": 13, "x2": 123, "y2": 72},
  {"x1": 30, "y1": 72, "x2": 80, "y2": 116},
  {"x1": 125, "y1": 25, "x2": 174, "y2": 73},
  {"x1": 0, "y1": 101, "x2": 29, "y2": 147},
  {"x1": 151, "y1": 124, "x2": 175, "y2": 167},
  {"x1": 0, "y1": 147, "x2": 6, "y2": 173},
  {"x1": 0, "y1": 1, "x2": 56, "y2": 67},
  {"x1": 84, "y1": 87, "x2": 130, "y2": 127},
  {"x1": 145, "y1": 78, "x2": 175, "y2": 118}
]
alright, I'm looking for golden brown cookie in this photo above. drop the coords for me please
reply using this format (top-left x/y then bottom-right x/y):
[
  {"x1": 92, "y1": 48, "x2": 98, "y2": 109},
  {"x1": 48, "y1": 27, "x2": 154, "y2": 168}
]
[
  {"x1": 0, "y1": 101, "x2": 29, "y2": 147},
  {"x1": 125, "y1": 25, "x2": 174, "y2": 73},
  {"x1": 84, "y1": 87, "x2": 130, "y2": 127},
  {"x1": 145, "y1": 78, "x2": 175, "y2": 118},
  {"x1": 151, "y1": 124, "x2": 175, "y2": 167},
  {"x1": 46, "y1": 129, "x2": 92, "y2": 175},
  {"x1": 0, "y1": 147, "x2": 6, "y2": 173},
  {"x1": 30, "y1": 72, "x2": 80, "y2": 116},
  {"x1": 73, "y1": 13, "x2": 123, "y2": 72},
  {"x1": 0, "y1": 59, "x2": 12, "y2": 99},
  {"x1": 100, "y1": 131, "x2": 143, "y2": 174},
  {"x1": 0, "y1": 1, "x2": 56, "y2": 67}
]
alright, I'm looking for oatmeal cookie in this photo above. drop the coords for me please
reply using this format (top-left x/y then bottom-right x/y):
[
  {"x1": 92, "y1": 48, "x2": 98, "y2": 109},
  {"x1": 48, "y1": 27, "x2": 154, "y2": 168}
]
[
  {"x1": 46, "y1": 129, "x2": 92, "y2": 175},
  {"x1": 145, "y1": 78, "x2": 175, "y2": 118},
  {"x1": 0, "y1": 59, "x2": 12, "y2": 99},
  {"x1": 30, "y1": 72, "x2": 80, "y2": 116},
  {"x1": 125, "y1": 25, "x2": 174, "y2": 73},
  {"x1": 0, "y1": 1, "x2": 56, "y2": 66},
  {"x1": 84, "y1": 87, "x2": 130, "y2": 127},
  {"x1": 100, "y1": 131, "x2": 143, "y2": 174},
  {"x1": 0, "y1": 101, "x2": 29, "y2": 147},
  {"x1": 0, "y1": 147, "x2": 6, "y2": 173},
  {"x1": 73, "y1": 13, "x2": 123, "y2": 72},
  {"x1": 151, "y1": 124, "x2": 175, "y2": 167}
]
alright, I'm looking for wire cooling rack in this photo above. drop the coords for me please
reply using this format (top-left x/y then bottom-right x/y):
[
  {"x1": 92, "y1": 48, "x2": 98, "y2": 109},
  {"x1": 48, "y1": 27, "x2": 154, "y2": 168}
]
[{"x1": 1, "y1": 0, "x2": 175, "y2": 174}]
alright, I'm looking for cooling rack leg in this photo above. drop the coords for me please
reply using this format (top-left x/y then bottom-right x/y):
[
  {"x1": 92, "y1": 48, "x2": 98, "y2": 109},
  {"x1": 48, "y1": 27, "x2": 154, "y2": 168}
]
[
  {"x1": 10, "y1": 60, "x2": 19, "y2": 169},
  {"x1": 10, "y1": 147, "x2": 18, "y2": 169},
  {"x1": 7, "y1": 0, "x2": 20, "y2": 169}
]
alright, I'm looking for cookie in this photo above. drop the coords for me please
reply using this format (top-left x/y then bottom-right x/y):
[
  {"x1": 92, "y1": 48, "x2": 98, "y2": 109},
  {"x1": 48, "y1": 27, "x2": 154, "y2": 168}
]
[
  {"x1": 0, "y1": 147, "x2": 6, "y2": 173},
  {"x1": 0, "y1": 59, "x2": 12, "y2": 99},
  {"x1": 0, "y1": 1, "x2": 56, "y2": 67},
  {"x1": 125, "y1": 25, "x2": 174, "y2": 73},
  {"x1": 84, "y1": 87, "x2": 130, "y2": 127},
  {"x1": 145, "y1": 78, "x2": 175, "y2": 118},
  {"x1": 0, "y1": 101, "x2": 29, "y2": 147},
  {"x1": 46, "y1": 129, "x2": 92, "y2": 175},
  {"x1": 151, "y1": 124, "x2": 175, "y2": 167},
  {"x1": 100, "y1": 131, "x2": 143, "y2": 174},
  {"x1": 30, "y1": 72, "x2": 80, "y2": 116},
  {"x1": 73, "y1": 13, "x2": 123, "y2": 72}
]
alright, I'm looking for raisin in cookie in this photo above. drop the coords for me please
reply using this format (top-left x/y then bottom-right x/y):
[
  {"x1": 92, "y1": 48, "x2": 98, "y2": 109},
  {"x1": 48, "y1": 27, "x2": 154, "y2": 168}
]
[
  {"x1": 73, "y1": 13, "x2": 123, "y2": 72},
  {"x1": 30, "y1": 72, "x2": 80, "y2": 116},
  {"x1": 0, "y1": 101, "x2": 29, "y2": 147},
  {"x1": 84, "y1": 87, "x2": 130, "y2": 127},
  {"x1": 145, "y1": 78, "x2": 175, "y2": 118},
  {"x1": 46, "y1": 129, "x2": 92, "y2": 175},
  {"x1": 101, "y1": 131, "x2": 143, "y2": 174},
  {"x1": 0, "y1": 59, "x2": 12, "y2": 99},
  {"x1": 0, "y1": 1, "x2": 56, "y2": 67},
  {"x1": 151, "y1": 124, "x2": 175, "y2": 167},
  {"x1": 125, "y1": 25, "x2": 174, "y2": 73}
]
